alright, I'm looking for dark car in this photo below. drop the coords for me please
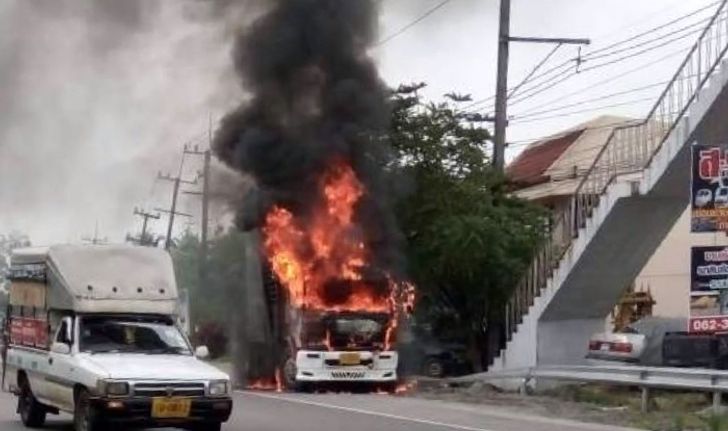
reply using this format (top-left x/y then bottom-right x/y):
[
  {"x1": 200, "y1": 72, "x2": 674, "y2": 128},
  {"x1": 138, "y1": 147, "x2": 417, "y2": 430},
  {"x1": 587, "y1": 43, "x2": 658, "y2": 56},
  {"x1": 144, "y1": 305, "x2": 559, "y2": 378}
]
[{"x1": 398, "y1": 326, "x2": 472, "y2": 378}]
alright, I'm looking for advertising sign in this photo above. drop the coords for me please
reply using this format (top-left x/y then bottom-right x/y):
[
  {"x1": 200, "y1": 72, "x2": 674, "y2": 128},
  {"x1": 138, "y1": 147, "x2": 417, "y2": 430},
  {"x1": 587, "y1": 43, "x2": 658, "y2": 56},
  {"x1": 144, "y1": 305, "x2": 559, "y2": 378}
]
[
  {"x1": 9, "y1": 317, "x2": 48, "y2": 349},
  {"x1": 691, "y1": 246, "x2": 728, "y2": 333},
  {"x1": 691, "y1": 145, "x2": 728, "y2": 232}
]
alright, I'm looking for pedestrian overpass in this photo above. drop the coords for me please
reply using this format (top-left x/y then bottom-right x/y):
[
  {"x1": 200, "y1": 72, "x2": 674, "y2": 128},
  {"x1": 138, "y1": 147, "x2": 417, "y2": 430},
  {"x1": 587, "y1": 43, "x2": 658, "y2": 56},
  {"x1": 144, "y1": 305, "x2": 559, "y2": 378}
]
[{"x1": 491, "y1": 1, "x2": 728, "y2": 372}]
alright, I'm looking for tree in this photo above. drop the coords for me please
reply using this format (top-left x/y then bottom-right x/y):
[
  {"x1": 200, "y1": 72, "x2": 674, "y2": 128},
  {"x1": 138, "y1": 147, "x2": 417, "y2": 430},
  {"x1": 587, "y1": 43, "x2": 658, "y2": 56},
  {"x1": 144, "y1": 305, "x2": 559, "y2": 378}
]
[
  {"x1": 170, "y1": 228, "x2": 248, "y2": 352},
  {"x1": 0, "y1": 232, "x2": 31, "y2": 315},
  {"x1": 389, "y1": 85, "x2": 545, "y2": 370}
]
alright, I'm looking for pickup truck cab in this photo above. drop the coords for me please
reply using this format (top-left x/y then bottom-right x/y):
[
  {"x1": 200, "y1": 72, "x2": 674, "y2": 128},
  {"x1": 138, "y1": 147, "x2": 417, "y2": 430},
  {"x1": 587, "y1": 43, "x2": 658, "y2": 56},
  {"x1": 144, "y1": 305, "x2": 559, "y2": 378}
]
[{"x1": 2, "y1": 245, "x2": 232, "y2": 431}]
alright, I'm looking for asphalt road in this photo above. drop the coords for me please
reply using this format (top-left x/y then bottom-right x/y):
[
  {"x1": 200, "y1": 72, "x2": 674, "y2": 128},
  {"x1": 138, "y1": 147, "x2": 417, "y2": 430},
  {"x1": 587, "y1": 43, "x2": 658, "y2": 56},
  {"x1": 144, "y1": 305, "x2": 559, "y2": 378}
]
[{"x1": 0, "y1": 389, "x2": 640, "y2": 431}]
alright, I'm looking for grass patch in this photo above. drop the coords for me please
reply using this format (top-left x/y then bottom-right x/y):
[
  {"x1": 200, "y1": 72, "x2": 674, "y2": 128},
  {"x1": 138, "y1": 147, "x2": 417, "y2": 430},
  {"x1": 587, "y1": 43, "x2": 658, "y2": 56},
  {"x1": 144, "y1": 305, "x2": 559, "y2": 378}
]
[{"x1": 542, "y1": 384, "x2": 727, "y2": 430}]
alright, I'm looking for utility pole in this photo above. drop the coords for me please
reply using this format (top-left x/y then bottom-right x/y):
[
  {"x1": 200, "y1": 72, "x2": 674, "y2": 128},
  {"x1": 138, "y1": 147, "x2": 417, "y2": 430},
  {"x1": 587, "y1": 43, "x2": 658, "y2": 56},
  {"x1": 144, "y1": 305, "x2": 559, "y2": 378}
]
[
  {"x1": 82, "y1": 221, "x2": 108, "y2": 245},
  {"x1": 182, "y1": 144, "x2": 211, "y2": 290},
  {"x1": 492, "y1": 0, "x2": 590, "y2": 172},
  {"x1": 493, "y1": 0, "x2": 511, "y2": 172},
  {"x1": 182, "y1": 143, "x2": 213, "y2": 333},
  {"x1": 157, "y1": 172, "x2": 196, "y2": 250},
  {"x1": 127, "y1": 207, "x2": 161, "y2": 246}
]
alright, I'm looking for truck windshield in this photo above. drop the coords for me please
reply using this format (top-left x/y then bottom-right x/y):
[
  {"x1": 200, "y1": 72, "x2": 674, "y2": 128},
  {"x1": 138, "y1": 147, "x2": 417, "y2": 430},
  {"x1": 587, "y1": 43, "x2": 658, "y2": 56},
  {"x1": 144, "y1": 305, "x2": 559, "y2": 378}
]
[{"x1": 80, "y1": 317, "x2": 191, "y2": 355}]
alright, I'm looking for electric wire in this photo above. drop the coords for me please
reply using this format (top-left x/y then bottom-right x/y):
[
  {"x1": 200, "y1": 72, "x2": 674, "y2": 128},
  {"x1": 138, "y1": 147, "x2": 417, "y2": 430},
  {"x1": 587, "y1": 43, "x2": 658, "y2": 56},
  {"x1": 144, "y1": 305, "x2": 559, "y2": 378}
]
[{"x1": 375, "y1": 0, "x2": 455, "y2": 46}]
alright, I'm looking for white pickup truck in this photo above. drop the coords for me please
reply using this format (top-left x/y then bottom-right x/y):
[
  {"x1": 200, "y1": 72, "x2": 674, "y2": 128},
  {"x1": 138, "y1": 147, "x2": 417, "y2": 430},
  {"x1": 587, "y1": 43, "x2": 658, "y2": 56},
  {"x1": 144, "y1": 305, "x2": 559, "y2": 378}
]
[{"x1": 1, "y1": 245, "x2": 232, "y2": 431}]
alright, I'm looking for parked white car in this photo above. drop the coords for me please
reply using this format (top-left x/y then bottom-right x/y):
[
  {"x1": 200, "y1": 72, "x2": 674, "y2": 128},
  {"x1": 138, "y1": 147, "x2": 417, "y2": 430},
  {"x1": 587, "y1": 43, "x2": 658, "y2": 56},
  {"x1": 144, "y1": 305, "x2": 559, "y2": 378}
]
[
  {"x1": 695, "y1": 188, "x2": 713, "y2": 208},
  {"x1": 586, "y1": 317, "x2": 687, "y2": 365},
  {"x1": 715, "y1": 187, "x2": 728, "y2": 208}
]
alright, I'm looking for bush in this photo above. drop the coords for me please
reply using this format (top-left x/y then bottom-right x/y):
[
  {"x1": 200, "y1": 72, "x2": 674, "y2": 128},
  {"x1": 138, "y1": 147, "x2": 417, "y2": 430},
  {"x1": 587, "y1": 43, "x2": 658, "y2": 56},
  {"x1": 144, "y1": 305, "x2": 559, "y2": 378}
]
[{"x1": 193, "y1": 321, "x2": 229, "y2": 360}]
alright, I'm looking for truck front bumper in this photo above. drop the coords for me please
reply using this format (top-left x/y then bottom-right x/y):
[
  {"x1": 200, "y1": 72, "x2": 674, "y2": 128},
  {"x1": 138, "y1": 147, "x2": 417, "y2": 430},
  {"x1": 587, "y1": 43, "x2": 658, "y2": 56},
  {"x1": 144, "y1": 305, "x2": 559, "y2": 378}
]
[
  {"x1": 297, "y1": 368, "x2": 397, "y2": 382},
  {"x1": 90, "y1": 396, "x2": 232, "y2": 426}
]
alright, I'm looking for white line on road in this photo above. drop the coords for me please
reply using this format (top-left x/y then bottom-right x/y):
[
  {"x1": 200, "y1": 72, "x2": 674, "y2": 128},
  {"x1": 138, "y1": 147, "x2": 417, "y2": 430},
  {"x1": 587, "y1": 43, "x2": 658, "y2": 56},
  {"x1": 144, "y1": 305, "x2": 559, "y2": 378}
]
[{"x1": 237, "y1": 391, "x2": 495, "y2": 431}]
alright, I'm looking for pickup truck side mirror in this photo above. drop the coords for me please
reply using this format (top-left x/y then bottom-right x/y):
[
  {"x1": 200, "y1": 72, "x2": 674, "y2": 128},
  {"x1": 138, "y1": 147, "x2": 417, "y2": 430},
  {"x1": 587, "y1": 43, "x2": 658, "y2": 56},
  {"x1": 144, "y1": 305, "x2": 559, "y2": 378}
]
[
  {"x1": 50, "y1": 342, "x2": 71, "y2": 355},
  {"x1": 195, "y1": 345, "x2": 209, "y2": 359}
]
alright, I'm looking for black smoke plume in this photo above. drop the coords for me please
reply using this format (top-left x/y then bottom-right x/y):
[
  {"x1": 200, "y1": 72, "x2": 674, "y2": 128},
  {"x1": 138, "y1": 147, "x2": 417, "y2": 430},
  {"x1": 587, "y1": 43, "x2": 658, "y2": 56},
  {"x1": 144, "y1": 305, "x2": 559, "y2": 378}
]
[{"x1": 213, "y1": 0, "x2": 405, "y2": 275}]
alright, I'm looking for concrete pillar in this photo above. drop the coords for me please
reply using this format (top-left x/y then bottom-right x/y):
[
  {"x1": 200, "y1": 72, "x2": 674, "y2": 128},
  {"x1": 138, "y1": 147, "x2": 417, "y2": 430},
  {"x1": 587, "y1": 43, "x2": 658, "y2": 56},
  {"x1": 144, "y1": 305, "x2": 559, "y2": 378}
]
[
  {"x1": 641, "y1": 387, "x2": 651, "y2": 413},
  {"x1": 713, "y1": 391, "x2": 722, "y2": 415}
]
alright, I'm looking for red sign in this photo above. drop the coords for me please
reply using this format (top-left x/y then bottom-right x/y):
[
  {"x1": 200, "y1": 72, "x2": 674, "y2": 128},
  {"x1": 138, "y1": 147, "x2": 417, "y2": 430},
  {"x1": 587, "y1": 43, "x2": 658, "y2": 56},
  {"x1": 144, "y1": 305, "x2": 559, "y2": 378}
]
[
  {"x1": 9, "y1": 318, "x2": 48, "y2": 349},
  {"x1": 690, "y1": 316, "x2": 728, "y2": 333}
]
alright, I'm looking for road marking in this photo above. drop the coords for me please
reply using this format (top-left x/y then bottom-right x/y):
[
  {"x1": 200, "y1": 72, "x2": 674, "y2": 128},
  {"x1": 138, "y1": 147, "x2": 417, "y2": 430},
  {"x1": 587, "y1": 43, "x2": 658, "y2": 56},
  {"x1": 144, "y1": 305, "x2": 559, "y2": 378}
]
[{"x1": 237, "y1": 391, "x2": 495, "y2": 431}]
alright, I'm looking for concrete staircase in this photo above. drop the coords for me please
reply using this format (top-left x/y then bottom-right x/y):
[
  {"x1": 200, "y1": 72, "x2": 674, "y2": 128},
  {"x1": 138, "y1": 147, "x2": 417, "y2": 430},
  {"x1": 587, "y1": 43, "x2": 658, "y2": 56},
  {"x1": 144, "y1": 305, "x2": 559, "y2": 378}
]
[{"x1": 492, "y1": 2, "x2": 728, "y2": 372}]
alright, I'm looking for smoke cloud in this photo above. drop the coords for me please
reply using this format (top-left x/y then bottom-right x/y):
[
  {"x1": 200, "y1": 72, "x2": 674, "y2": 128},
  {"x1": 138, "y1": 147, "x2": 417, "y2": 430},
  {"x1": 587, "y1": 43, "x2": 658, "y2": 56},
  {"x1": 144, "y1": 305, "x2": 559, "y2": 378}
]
[
  {"x1": 213, "y1": 0, "x2": 405, "y2": 275},
  {"x1": 0, "y1": 0, "x2": 258, "y2": 243}
]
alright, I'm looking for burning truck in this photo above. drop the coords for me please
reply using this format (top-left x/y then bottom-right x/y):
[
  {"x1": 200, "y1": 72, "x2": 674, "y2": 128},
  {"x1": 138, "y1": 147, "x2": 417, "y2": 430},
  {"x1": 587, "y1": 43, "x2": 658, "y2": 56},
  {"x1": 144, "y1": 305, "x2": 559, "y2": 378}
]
[
  {"x1": 261, "y1": 163, "x2": 414, "y2": 391},
  {"x1": 209, "y1": 0, "x2": 415, "y2": 390}
]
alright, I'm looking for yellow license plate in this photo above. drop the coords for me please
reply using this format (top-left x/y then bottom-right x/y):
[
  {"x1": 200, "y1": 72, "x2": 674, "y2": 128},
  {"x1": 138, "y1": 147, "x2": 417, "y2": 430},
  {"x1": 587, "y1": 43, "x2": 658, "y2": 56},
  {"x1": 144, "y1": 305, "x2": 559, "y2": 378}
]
[
  {"x1": 339, "y1": 352, "x2": 361, "y2": 365},
  {"x1": 151, "y1": 397, "x2": 191, "y2": 418}
]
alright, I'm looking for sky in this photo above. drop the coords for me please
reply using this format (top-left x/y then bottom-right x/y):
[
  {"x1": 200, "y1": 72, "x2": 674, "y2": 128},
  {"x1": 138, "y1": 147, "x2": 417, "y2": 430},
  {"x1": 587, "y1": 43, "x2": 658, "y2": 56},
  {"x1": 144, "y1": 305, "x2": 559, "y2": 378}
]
[{"x1": 0, "y1": 0, "x2": 720, "y2": 245}]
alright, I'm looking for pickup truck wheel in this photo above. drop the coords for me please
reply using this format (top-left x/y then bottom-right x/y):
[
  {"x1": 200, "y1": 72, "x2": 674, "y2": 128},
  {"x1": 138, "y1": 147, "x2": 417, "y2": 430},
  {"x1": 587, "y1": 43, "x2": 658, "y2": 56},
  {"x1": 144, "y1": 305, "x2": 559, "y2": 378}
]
[
  {"x1": 18, "y1": 379, "x2": 46, "y2": 428},
  {"x1": 74, "y1": 389, "x2": 101, "y2": 431}
]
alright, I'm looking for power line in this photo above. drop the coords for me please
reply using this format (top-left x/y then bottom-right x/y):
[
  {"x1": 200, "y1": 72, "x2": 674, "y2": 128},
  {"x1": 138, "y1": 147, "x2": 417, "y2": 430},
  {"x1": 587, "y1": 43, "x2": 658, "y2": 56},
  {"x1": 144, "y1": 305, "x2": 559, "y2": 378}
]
[
  {"x1": 512, "y1": 80, "x2": 670, "y2": 119},
  {"x1": 505, "y1": 44, "x2": 694, "y2": 115},
  {"x1": 508, "y1": 42, "x2": 694, "y2": 108},
  {"x1": 579, "y1": 24, "x2": 715, "y2": 72},
  {"x1": 510, "y1": 96, "x2": 656, "y2": 124},
  {"x1": 582, "y1": 18, "x2": 709, "y2": 63},
  {"x1": 375, "y1": 0, "x2": 454, "y2": 47},
  {"x1": 582, "y1": 1, "x2": 720, "y2": 58},
  {"x1": 464, "y1": 2, "x2": 720, "y2": 112},
  {"x1": 508, "y1": 44, "x2": 562, "y2": 99},
  {"x1": 511, "y1": 13, "x2": 723, "y2": 105},
  {"x1": 509, "y1": 29, "x2": 701, "y2": 108}
]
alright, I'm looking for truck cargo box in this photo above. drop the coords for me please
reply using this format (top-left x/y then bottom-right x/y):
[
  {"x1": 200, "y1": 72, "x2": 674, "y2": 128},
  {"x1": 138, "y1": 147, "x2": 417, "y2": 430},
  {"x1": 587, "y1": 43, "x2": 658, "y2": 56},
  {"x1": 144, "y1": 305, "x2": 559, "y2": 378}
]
[{"x1": 9, "y1": 244, "x2": 179, "y2": 316}]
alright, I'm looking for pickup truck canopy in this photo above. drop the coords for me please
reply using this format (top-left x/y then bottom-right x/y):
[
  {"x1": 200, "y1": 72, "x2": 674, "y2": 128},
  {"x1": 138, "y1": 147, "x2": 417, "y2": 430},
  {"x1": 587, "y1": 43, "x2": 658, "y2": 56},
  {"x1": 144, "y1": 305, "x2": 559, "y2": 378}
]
[{"x1": 10, "y1": 244, "x2": 180, "y2": 315}]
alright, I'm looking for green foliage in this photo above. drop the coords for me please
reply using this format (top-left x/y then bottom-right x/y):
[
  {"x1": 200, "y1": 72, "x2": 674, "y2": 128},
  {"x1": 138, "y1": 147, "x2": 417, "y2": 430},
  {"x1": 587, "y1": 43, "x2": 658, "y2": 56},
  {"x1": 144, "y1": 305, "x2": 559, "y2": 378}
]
[
  {"x1": 668, "y1": 415, "x2": 685, "y2": 431},
  {"x1": 702, "y1": 414, "x2": 728, "y2": 431},
  {"x1": 0, "y1": 231, "x2": 31, "y2": 292},
  {"x1": 389, "y1": 85, "x2": 545, "y2": 365},
  {"x1": 171, "y1": 228, "x2": 248, "y2": 331}
]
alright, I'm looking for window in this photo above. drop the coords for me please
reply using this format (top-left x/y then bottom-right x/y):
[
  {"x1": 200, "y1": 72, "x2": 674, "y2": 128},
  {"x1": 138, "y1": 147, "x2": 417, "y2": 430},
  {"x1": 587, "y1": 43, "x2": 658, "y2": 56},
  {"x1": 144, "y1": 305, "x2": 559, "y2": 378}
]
[{"x1": 55, "y1": 318, "x2": 72, "y2": 345}]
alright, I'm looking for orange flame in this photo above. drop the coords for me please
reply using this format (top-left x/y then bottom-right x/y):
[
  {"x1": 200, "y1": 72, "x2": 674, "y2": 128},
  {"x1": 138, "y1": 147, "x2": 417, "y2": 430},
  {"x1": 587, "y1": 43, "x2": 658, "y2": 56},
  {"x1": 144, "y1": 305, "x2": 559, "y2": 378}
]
[
  {"x1": 264, "y1": 162, "x2": 388, "y2": 312},
  {"x1": 247, "y1": 368, "x2": 285, "y2": 392},
  {"x1": 247, "y1": 377, "x2": 279, "y2": 391},
  {"x1": 274, "y1": 368, "x2": 283, "y2": 393},
  {"x1": 263, "y1": 161, "x2": 415, "y2": 348}
]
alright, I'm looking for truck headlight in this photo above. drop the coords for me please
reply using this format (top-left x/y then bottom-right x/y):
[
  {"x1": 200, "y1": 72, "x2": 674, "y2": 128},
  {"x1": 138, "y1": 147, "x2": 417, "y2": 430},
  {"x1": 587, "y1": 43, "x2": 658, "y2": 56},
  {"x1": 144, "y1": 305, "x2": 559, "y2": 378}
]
[
  {"x1": 99, "y1": 381, "x2": 129, "y2": 397},
  {"x1": 208, "y1": 380, "x2": 229, "y2": 396}
]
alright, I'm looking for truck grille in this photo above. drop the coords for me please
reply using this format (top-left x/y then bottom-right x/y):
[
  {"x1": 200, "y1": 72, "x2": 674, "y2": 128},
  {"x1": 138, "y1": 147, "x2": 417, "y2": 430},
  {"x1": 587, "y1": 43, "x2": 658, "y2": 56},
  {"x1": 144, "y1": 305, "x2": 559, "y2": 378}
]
[
  {"x1": 132, "y1": 382, "x2": 206, "y2": 397},
  {"x1": 331, "y1": 371, "x2": 366, "y2": 379},
  {"x1": 325, "y1": 358, "x2": 373, "y2": 367}
]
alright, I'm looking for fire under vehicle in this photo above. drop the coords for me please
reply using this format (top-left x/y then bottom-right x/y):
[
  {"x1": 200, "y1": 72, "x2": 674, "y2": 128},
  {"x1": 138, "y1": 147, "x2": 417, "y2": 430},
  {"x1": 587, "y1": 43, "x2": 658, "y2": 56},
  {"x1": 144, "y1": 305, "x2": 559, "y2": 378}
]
[
  {"x1": 263, "y1": 271, "x2": 404, "y2": 392},
  {"x1": 1, "y1": 244, "x2": 232, "y2": 431}
]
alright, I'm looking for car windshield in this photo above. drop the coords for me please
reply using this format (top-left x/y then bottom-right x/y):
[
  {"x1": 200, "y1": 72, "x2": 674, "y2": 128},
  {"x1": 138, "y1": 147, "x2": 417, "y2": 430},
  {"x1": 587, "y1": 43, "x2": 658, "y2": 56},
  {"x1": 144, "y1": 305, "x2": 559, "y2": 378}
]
[{"x1": 80, "y1": 317, "x2": 191, "y2": 355}]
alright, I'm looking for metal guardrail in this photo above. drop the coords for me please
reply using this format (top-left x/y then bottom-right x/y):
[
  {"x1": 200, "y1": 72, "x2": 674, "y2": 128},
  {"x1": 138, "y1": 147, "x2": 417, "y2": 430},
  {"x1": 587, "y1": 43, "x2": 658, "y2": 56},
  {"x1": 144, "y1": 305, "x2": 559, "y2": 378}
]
[
  {"x1": 505, "y1": 0, "x2": 728, "y2": 346},
  {"x1": 452, "y1": 365, "x2": 728, "y2": 413}
]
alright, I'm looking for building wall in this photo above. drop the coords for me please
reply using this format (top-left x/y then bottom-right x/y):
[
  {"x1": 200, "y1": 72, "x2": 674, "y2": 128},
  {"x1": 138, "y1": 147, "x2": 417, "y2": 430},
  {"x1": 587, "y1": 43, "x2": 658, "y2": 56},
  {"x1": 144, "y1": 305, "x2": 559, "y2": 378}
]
[{"x1": 636, "y1": 206, "x2": 728, "y2": 318}]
